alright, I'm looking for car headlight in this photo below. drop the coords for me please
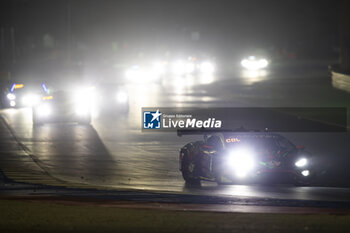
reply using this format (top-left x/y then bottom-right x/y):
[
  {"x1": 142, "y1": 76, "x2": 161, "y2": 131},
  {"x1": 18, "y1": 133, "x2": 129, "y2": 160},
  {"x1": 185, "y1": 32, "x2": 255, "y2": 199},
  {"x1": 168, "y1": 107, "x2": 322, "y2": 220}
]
[
  {"x1": 116, "y1": 91, "x2": 128, "y2": 103},
  {"x1": 37, "y1": 104, "x2": 51, "y2": 117},
  {"x1": 172, "y1": 60, "x2": 186, "y2": 75},
  {"x1": 10, "y1": 100, "x2": 16, "y2": 107},
  {"x1": 258, "y1": 59, "x2": 268, "y2": 68},
  {"x1": 74, "y1": 99, "x2": 90, "y2": 116},
  {"x1": 185, "y1": 62, "x2": 195, "y2": 74},
  {"x1": 7, "y1": 93, "x2": 16, "y2": 100},
  {"x1": 74, "y1": 91, "x2": 92, "y2": 116},
  {"x1": 227, "y1": 148, "x2": 255, "y2": 178},
  {"x1": 153, "y1": 62, "x2": 166, "y2": 75},
  {"x1": 75, "y1": 105, "x2": 90, "y2": 116},
  {"x1": 241, "y1": 56, "x2": 269, "y2": 70},
  {"x1": 295, "y1": 158, "x2": 308, "y2": 167},
  {"x1": 200, "y1": 62, "x2": 215, "y2": 74},
  {"x1": 22, "y1": 94, "x2": 40, "y2": 106},
  {"x1": 301, "y1": 170, "x2": 310, "y2": 177},
  {"x1": 125, "y1": 67, "x2": 141, "y2": 79}
]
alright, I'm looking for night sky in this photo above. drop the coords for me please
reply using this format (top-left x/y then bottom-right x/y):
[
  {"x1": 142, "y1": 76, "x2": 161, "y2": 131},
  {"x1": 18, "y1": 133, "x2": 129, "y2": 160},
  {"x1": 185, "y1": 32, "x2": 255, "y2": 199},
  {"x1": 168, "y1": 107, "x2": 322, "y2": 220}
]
[{"x1": 0, "y1": 0, "x2": 341, "y2": 61}]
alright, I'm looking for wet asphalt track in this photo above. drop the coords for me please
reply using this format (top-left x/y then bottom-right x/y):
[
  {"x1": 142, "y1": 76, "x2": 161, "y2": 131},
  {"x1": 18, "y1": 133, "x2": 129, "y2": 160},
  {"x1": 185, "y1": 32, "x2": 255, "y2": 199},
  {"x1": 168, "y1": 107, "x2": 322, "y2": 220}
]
[{"x1": 1, "y1": 61, "x2": 350, "y2": 204}]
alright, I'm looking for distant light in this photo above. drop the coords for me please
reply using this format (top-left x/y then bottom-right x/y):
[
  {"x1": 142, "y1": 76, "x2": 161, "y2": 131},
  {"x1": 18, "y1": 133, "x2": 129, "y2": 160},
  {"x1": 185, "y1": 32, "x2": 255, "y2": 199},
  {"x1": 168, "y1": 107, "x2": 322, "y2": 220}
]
[
  {"x1": 10, "y1": 100, "x2": 16, "y2": 107},
  {"x1": 295, "y1": 158, "x2": 308, "y2": 167},
  {"x1": 116, "y1": 91, "x2": 128, "y2": 103}
]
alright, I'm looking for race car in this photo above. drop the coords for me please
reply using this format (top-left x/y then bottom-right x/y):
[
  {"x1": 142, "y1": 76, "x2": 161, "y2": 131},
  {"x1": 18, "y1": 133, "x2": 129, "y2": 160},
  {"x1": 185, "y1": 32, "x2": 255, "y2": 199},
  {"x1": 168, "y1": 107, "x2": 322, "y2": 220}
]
[
  {"x1": 178, "y1": 131, "x2": 313, "y2": 185},
  {"x1": 3, "y1": 82, "x2": 44, "y2": 108},
  {"x1": 32, "y1": 89, "x2": 92, "y2": 125}
]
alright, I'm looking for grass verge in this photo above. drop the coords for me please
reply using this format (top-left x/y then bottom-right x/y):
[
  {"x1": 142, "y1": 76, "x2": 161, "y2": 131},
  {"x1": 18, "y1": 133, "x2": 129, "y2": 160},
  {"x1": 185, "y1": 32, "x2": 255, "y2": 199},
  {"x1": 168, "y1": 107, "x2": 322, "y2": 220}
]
[{"x1": 0, "y1": 199, "x2": 350, "y2": 233}]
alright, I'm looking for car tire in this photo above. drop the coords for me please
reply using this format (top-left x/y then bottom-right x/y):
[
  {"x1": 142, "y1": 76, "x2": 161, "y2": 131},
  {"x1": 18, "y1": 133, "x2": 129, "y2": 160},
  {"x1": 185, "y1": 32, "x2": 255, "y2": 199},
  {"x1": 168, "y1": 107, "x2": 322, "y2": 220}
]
[{"x1": 181, "y1": 150, "x2": 200, "y2": 185}]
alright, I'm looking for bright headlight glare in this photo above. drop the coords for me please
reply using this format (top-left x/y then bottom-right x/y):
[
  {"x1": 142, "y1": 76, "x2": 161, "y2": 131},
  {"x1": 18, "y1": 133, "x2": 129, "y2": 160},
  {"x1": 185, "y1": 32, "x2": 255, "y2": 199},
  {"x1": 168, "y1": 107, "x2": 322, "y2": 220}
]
[
  {"x1": 259, "y1": 59, "x2": 268, "y2": 68},
  {"x1": 73, "y1": 90, "x2": 92, "y2": 115},
  {"x1": 172, "y1": 60, "x2": 186, "y2": 75},
  {"x1": 74, "y1": 88, "x2": 95, "y2": 103},
  {"x1": 10, "y1": 100, "x2": 16, "y2": 107},
  {"x1": 125, "y1": 68, "x2": 140, "y2": 80},
  {"x1": 126, "y1": 66, "x2": 160, "y2": 82},
  {"x1": 7, "y1": 93, "x2": 16, "y2": 100},
  {"x1": 116, "y1": 91, "x2": 128, "y2": 103},
  {"x1": 74, "y1": 100, "x2": 90, "y2": 115},
  {"x1": 228, "y1": 149, "x2": 255, "y2": 178},
  {"x1": 295, "y1": 158, "x2": 308, "y2": 167},
  {"x1": 301, "y1": 170, "x2": 310, "y2": 177},
  {"x1": 241, "y1": 59, "x2": 249, "y2": 67},
  {"x1": 200, "y1": 62, "x2": 215, "y2": 73},
  {"x1": 185, "y1": 62, "x2": 195, "y2": 73},
  {"x1": 241, "y1": 57, "x2": 268, "y2": 70},
  {"x1": 75, "y1": 106, "x2": 89, "y2": 115},
  {"x1": 23, "y1": 94, "x2": 40, "y2": 106},
  {"x1": 37, "y1": 104, "x2": 51, "y2": 117},
  {"x1": 153, "y1": 62, "x2": 165, "y2": 75}
]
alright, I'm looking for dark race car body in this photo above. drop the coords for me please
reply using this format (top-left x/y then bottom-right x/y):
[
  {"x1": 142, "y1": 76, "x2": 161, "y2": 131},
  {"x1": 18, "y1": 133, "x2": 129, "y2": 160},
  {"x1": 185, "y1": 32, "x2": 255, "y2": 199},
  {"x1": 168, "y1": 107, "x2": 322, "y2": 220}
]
[{"x1": 179, "y1": 132, "x2": 313, "y2": 185}]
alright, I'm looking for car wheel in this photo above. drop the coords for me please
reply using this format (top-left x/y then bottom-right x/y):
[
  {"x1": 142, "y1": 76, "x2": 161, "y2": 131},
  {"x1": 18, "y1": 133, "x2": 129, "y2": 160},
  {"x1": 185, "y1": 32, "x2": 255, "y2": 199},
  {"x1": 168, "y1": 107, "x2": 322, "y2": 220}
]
[{"x1": 181, "y1": 152, "x2": 200, "y2": 185}]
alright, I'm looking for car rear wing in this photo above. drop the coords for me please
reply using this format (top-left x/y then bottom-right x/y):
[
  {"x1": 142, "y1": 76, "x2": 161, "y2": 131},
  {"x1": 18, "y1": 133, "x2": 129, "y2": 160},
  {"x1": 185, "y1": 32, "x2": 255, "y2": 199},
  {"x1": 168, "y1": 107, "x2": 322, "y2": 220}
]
[{"x1": 177, "y1": 127, "x2": 268, "y2": 137}]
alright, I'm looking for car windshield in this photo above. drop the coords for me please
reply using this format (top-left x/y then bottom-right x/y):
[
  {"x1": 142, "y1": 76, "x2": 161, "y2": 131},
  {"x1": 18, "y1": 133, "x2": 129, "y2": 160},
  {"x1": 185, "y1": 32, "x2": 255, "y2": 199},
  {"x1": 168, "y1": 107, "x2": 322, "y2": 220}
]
[{"x1": 12, "y1": 83, "x2": 43, "y2": 93}]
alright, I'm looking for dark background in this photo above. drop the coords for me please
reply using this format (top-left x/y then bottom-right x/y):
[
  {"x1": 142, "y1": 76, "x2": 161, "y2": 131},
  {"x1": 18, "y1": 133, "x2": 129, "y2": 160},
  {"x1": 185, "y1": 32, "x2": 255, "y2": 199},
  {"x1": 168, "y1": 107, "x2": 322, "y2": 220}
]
[{"x1": 0, "y1": 0, "x2": 344, "y2": 75}]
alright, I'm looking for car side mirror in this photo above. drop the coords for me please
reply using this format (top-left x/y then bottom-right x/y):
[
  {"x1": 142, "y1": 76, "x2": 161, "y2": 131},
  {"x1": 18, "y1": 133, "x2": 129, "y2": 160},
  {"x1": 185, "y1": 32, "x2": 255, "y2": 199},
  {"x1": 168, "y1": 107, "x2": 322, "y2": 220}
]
[{"x1": 296, "y1": 145, "x2": 305, "y2": 150}]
